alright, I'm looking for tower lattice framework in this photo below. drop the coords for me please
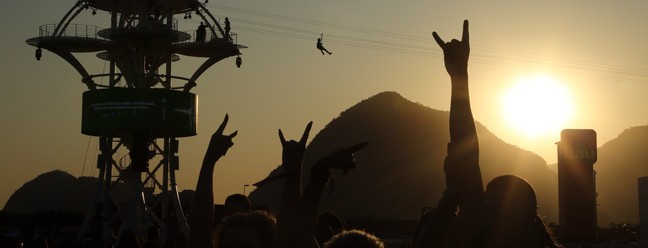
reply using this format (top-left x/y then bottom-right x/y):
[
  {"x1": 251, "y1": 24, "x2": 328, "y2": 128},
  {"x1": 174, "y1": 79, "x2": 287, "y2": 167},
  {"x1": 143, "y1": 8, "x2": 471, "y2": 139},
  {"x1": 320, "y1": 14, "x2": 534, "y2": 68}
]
[{"x1": 26, "y1": 0, "x2": 244, "y2": 246}]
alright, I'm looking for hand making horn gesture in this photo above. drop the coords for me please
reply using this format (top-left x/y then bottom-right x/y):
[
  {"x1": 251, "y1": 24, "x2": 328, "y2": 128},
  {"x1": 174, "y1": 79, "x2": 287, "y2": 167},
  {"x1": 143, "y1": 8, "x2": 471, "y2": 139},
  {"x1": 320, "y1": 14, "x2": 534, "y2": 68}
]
[
  {"x1": 279, "y1": 121, "x2": 313, "y2": 175},
  {"x1": 433, "y1": 19, "x2": 470, "y2": 77},
  {"x1": 203, "y1": 114, "x2": 238, "y2": 165}
]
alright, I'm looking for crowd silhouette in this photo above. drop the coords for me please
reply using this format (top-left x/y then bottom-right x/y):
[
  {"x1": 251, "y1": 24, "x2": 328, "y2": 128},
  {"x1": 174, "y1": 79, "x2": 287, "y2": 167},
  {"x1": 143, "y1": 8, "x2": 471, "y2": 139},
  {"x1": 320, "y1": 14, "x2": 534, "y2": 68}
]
[
  {"x1": 180, "y1": 19, "x2": 561, "y2": 248},
  {"x1": 6, "y1": 20, "x2": 566, "y2": 248}
]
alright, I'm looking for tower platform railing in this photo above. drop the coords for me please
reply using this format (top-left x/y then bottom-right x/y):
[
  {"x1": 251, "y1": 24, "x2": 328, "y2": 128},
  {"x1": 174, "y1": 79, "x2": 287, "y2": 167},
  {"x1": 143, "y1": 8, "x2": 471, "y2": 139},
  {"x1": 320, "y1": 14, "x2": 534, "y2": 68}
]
[
  {"x1": 38, "y1": 23, "x2": 106, "y2": 40},
  {"x1": 175, "y1": 30, "x2": 237, "y2": 44}
]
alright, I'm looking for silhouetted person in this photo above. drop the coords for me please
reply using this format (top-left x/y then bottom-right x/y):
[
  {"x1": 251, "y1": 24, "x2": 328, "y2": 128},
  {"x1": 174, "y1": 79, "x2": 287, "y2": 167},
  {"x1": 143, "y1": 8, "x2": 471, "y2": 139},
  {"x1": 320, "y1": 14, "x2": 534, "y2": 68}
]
[
  {"x1": 272, "y1": 122, "x2": 369, "y2": 248},
  {"x1": 272, "y1": 122, "x2": 312, "y2": 248},
  {"x1": 224, "y1": 193, "x2": 251, "y2": 216},
  {"x1": 317, "y1": 38, "x2": 332, "y2": 55},
  {"x1": 215, "y1": 210, "x2": 276, "y2": 248},
  {"x1": 35, "y1": 47, "x2": 42, "y2": 61},
  {"x1": 323, "y1": 230, "x2": 384, "y2": 248},
  {"x1": 190, "y1": 117, "x2": 370, "y2": 248},
  {"x1": 298, "y1": 141, "x2": 369, "y2": 247},
  {"x1": 197, "y1": 22, "x2": 207, "y2": 42},
  {"x1": 224, "y1": 17, "x2": 231, "y2": 40},
  {"x1": 214, "y1": 193, "x2": 252, "y2": 235},
  {"x1": 412, "y1": 20, "x2": 561, "y2": 248},
  {"x1": 189, "y1": 114, "x2": 237, "y2": 248}
]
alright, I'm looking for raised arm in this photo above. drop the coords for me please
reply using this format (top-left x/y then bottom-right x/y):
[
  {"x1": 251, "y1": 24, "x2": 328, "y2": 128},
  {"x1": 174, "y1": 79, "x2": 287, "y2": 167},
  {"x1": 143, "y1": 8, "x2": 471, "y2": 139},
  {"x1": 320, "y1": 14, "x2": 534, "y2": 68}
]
[
  {"x1": 278, "y1": 122, "x2": 313, "y2": 212},
  {"x1": 414, "y1": 20, "x2": 483, "y2": 248},
  {"x1": 437, "y1": 19, "x2": 484, "y2": 247},
  {"x1": 274, "y1": 122, "x2": 313, "y2": 248},
  {"x1": 189, "y1": 114, "x2": 237, "y2": 248},
  {"x1": 302, "y1": 141, "x2": 369, "y2": 216},
  {"x1": 295, "y1": 142, "x2": 369, "y2": 247},
  {"x1": 433, "y1": 20, "x2": 476, "y2": 145},
  {"x1": 433, "y1": 20, "x2": 483, "y2": 201}
]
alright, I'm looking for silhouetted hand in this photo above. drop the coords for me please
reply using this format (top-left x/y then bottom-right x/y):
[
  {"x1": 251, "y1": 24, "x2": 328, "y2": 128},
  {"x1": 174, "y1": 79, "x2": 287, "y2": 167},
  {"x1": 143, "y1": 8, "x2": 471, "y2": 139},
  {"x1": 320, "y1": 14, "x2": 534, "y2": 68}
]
[
  {"x1": 204, "y1": 114, "x2": 238, "y2": 165},
  {"x1": 312, "y1": 141, "x2": 370, "y2": 175},
  {"x1": 433, "y1": 20, "x2": 470, "y2": 77},
  {"x1": 279, "y1": 121, "x2": 313, "y2": 174}
]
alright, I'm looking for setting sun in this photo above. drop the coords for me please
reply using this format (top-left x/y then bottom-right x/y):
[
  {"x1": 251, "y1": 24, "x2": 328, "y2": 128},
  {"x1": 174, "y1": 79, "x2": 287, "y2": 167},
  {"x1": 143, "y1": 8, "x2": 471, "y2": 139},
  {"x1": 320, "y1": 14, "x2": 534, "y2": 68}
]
[{"x1": 501, "y1": 75, "x2": 574, "y2": 138}]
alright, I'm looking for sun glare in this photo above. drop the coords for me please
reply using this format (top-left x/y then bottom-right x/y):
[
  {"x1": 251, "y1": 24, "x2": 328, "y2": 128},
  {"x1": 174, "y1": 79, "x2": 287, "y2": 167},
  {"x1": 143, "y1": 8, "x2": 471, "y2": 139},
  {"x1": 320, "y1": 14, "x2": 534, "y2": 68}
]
[{"x1": 501, "y1": 75, "x2": 573, "y2": 138}]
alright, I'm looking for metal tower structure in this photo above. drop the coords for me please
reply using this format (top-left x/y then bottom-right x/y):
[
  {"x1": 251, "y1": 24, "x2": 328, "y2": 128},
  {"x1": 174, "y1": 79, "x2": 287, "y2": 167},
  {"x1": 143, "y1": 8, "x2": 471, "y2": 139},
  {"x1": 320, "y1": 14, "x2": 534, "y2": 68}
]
[{"x1": 26, "y1": 0, "x2": 244, "y2": 247}]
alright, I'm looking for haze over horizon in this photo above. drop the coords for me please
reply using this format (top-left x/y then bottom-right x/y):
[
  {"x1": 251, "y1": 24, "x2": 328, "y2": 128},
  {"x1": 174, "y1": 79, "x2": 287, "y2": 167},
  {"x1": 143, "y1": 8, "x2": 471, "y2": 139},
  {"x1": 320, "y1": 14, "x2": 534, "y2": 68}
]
[{"x1": 1, "y1": 0, "x2": 647, "y2": 210}]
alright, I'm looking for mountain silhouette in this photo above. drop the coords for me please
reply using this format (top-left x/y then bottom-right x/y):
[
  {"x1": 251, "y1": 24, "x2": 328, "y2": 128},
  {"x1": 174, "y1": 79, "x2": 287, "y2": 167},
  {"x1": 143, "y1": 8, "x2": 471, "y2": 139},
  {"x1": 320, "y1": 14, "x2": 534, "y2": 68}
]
[
  {"x1": 250, "y1": 91, "x2": 559, "y2": 221},
  {"x1": 3, "y1": 170, "x2": 96, "y2": 214},
  {"x1": 10, "y1": 92, "x2": 644, "y2": 225},
  {"x1": 3, "y1": 170, "x2": 196, "y2": 216},
  {"x1": 595, "y1": 125, "x2": 648, "y2": 224}
]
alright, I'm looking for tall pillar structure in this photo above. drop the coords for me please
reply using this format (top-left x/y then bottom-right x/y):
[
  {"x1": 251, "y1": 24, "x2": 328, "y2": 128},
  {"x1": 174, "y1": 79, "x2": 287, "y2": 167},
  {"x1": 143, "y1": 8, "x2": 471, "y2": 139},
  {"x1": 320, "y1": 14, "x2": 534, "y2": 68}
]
[{"x1": 557, "y1": 129, "x2": 598, "y2": 241}]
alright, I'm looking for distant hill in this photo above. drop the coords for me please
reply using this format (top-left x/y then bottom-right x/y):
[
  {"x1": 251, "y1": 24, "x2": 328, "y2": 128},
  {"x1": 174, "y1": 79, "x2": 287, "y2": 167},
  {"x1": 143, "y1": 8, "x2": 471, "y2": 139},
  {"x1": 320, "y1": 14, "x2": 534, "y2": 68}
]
[
  {"x1": 249, "y1": 91, "x2": 559, "y2": 221},
  {"x1": 3, "y1": 170, "x2": 95, "y2": 214},
  {"x1": 595, "y1": 125, "x2": 648, "y2": 224},
  {"x1": 3, "y1": 170, "x2": 197, "y2": 216},
  {"x1": 13, "y1": 92, "x2": 645, "y2": 225}
]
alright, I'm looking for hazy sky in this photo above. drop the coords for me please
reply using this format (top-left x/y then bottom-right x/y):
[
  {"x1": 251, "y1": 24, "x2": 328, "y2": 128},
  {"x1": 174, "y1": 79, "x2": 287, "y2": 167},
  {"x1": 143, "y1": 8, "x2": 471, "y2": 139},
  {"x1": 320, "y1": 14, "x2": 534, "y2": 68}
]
[{"x1": 1, "y1": 0, "x2": 647, "y2": 209}]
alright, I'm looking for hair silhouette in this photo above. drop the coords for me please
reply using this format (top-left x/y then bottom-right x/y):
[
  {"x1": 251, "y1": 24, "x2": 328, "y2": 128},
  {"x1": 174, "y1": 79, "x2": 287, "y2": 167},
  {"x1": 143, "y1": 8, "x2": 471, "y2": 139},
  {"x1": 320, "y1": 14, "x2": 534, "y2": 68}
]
[
  {"x1": 215, "y1": 210, "x2": 276, "y2": 248},
  {"x1": 323, "y1": 229, "x2": 384, "y2": 248}
]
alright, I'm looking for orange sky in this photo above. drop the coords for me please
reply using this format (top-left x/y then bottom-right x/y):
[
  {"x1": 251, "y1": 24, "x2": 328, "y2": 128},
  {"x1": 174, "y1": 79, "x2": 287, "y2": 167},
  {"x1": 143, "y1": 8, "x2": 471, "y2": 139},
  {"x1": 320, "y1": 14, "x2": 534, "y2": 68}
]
[{"x1": 1, "y1": 0, "x2": 647, "y2": 210}]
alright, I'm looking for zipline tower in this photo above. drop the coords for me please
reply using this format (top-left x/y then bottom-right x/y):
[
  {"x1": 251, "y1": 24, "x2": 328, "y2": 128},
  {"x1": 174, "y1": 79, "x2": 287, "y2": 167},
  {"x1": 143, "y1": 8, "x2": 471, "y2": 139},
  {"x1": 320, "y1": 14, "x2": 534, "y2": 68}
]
[{"x1": 26, "y1": 0, "x2": 244, "y2": 246}]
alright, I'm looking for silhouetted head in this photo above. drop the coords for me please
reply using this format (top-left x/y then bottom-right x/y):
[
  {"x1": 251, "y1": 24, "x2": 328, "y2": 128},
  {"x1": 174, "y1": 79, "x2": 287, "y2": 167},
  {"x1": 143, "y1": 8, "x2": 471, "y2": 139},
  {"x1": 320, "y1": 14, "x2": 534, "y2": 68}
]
[
  {"x1": 323, "y1": 229, "x2": 384, "y2": 248},
  {"x1": 215, "y1": 210, "x2": 276, "y2": 248},
  {"x1": 315, "y1": 212, "x2": 345, "y2": 246},
  {"x1": 224, "y1": 193, "x2": 251, "y2": 216},
  {"x1": 482, "y1": 175, "x2": 538, "y2": 247}
]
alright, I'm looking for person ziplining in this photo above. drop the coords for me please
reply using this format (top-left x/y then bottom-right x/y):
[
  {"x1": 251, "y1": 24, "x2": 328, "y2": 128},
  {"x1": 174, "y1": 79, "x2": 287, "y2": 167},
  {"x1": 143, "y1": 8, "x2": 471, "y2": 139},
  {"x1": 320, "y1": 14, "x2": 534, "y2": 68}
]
[{"x1": 316, "y1": 33, "x2": 332, "y2": 55}]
